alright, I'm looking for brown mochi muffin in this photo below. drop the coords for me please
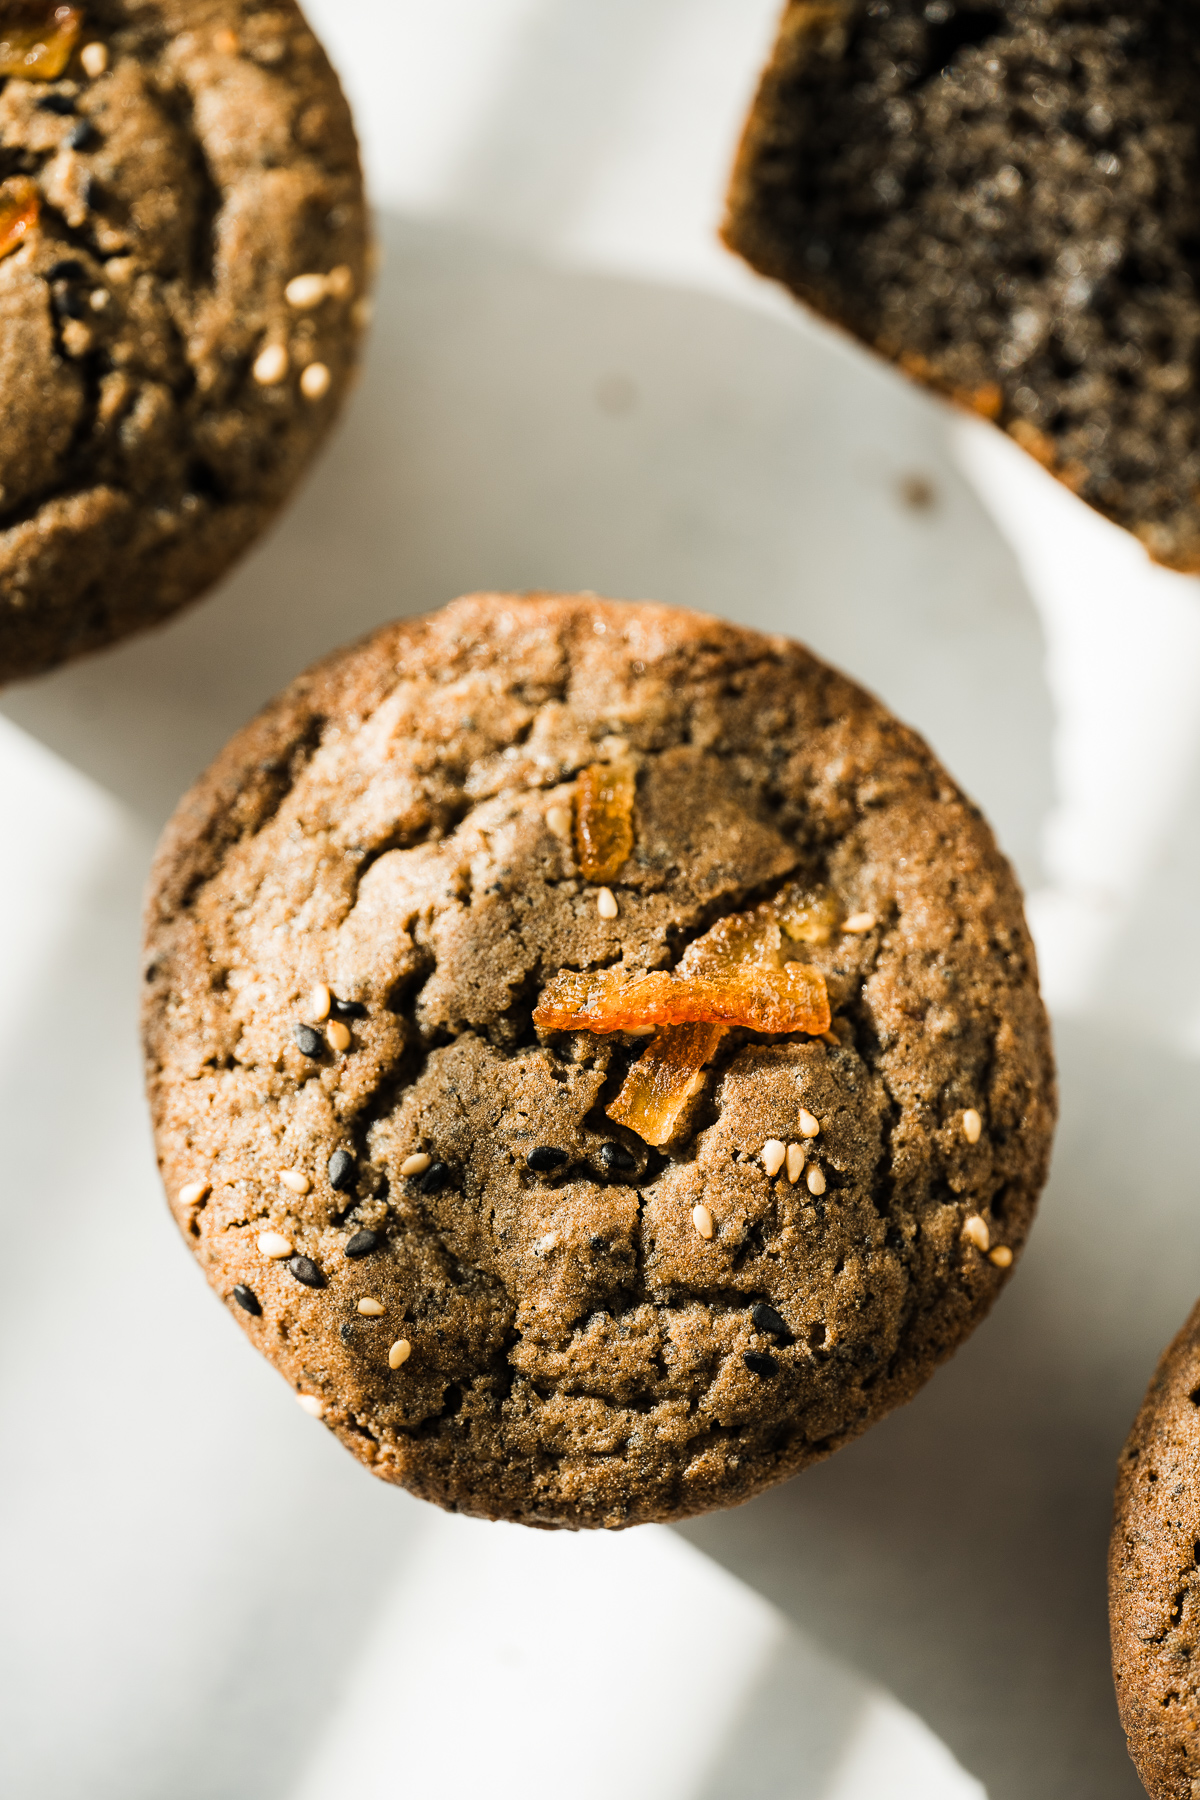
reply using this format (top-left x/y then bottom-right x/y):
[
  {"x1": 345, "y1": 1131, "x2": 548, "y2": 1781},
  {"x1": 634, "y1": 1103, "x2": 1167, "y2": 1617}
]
[
  {"x1": 723, "y1": 0, "x2": 1200, "y2": 572},
  {"x1": 0, "y1": 0, "x2": 368, "y2": 683},
  {"x1": 142, "y1": 593, "x2": 1056, "y2": 1528},
  {"x1": 1111, "y1": 1301, "x2": 1200, "y2": 1797}
]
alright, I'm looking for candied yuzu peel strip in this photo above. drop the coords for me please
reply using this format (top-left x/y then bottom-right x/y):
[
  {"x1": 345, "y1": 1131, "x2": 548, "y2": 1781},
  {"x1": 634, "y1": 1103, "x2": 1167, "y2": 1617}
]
[
  {"x1": 607, "y1": 1023, "x2": 724, "y2": 1146},
  {"x1": 533, "y1": 963, "x2": 830, "y2": 1036},
  {"x1": 0, "y1": 4, "x2": 85, "y2": 79},
  {"x1": 575, "y1": 759, "x2": 636, "y2": 883},
  {"x1": 0, "y1": 177, "x2": 39, "y2": 260},
  {"x1": 533, "y1": 884, "x2": 838, "y2": 1144}
]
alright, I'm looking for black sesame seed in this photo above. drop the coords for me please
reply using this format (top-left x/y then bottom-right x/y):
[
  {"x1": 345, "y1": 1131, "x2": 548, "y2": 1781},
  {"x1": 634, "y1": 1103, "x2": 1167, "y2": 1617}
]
[
  {"x1": 82, "y1": 174, "x2": 101, "y2": 208},
  {"x1": 327, "y1": 1148, "x2": 356, "y2": 1192},
  {"x1": 751, "y1": 1302, "x2": 790, "y2": 1341},
  {"x1": 339, "y1": 1320, "x2": 354, "y2": 1345},
  {"x1": 292, "y1": 1023, "x2": 323, "y2": 1058},
  {"x1": 37, "y1": 92, "x2": 76, "y2": 113},
  {"x1": 596, "y1": 1140, "x2": 637, "y2": 1175},
  {"x1": 345, "y1": 1229, "x2": 380, "y2": 1258},
  {"x1": 331, "y1": 996, "x2": 368, "y2": 1019},
  {"x1": 743, "y1": 1350, "x2": 779, "y2": 1378},
  {"x1": 232, "y1": 1284, "x2": 262, "y2": 1316},
  {"x1": 527, "y1": 1145, "x2": 568, "y2": 1172},
  {"x1": 418, "y1": 1160, "x2": 452, "y2": 1195},
  {"x1": 47, "y1": 258, "x2": 86, "y2": 282},
  {"x1": 53, "y1": 287, "x2": 86, "y2": 318},
  {"x1": 288, "y1": 1254, "x2": 325, "y2": 1289},
  {"x1": 68, "y1": 119, "x2": 99, "y2": 149}
]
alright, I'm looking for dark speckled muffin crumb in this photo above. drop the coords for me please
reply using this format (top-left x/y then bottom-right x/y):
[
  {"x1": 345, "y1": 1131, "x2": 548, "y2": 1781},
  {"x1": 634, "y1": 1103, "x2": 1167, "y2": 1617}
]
[
  {"x1": 143, "y1": 593, "x2": 1055, "y2": 1529},
  {"x1": 723, "y1": 0, "x2": 1200, "y2": 571}
]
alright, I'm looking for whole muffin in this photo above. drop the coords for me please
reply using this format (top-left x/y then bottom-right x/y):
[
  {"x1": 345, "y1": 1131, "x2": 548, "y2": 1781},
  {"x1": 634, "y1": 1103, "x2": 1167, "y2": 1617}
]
[
  {"x1": 723, "y1": 0, "x2": 1200, "y2": 571},
  {"x1": 0, "y1": 0, "x2": 368, "y2": 682},
  {"x1": 143, "y1": 593, "x2": 1055, "y2": 1528},
  {"x1": 1111, "y1": 1301, "x2": 1200, "y2": 1797}
]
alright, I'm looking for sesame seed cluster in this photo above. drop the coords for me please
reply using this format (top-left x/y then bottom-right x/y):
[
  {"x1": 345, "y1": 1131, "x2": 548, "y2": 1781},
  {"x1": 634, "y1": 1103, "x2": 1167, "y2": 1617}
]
[
  {"x1": 143, "y1": 593, "x2": 1055, "y2": 1528},
  {"x1": 0, "y1": 0, "x2": 369, "y2": 681}
]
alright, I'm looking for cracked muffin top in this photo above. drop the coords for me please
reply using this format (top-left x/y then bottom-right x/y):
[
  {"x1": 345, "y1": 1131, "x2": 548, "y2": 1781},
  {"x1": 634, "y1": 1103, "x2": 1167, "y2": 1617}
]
[
  {"x1": 143, "y1": 593, "x2": 1056, "y2": 1529},
  {"x1": 0, "y1": 0, "x2": 367, "y2": 682},
  {"x1": 1111, "y1": 1299, "x2": 1200, "y2": 1799}
]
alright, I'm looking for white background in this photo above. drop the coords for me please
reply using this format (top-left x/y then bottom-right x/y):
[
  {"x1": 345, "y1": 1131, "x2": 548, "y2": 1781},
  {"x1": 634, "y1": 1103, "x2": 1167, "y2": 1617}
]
[{"x1": 3, "y1": 3, "x2": 1198, "y2": 1795}]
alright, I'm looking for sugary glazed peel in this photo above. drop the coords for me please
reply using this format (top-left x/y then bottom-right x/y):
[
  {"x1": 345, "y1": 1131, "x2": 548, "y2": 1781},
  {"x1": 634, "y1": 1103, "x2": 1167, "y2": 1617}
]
[
  {"x1": 144, "y1": 594, "x2": 1056, "y2": 1530},
  {"x1": 0, "y1": 5, "x2": 84, "y2": 82},
  {"x1": 0, "y1": 175, "x2": 39, "y2": 260},
  {"x1": 534, "y1": 887, "x2": 835, "y2": 1146}
]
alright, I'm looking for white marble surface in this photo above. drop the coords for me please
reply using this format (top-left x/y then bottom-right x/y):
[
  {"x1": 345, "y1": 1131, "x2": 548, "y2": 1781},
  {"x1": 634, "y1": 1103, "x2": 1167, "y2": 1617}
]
[{"x1": 3, "y1": 3, "x2": 1199, "y2": 1795}]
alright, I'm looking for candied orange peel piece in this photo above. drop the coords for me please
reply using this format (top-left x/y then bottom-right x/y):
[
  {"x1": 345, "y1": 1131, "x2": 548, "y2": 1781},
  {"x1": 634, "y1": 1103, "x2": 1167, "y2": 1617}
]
[
  {"x1": 0, "y1": 4, "x2": 85, "y2": 79},
  {"x1": 607, "y1": 1023, "x2": 724, "y2": 1147},
  {"x1": 533, "y1": 963, "x2": 830, "y2": 1037},
  {"x1": 533, "y1": 884, "x2": 837, "y2": 1144},
  {"x1": 0, "y1": 177, "x2": 39, "y2": 260},
  {"x1": 574, "y1": 759, "x2": 635, "y2": 883}
]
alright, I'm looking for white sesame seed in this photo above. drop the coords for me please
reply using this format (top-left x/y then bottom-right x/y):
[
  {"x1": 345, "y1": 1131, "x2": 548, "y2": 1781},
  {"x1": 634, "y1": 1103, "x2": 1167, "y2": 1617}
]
[
  {"x1": 327, "y1": 1019, "x2": 351, "y2": 1053},
  {"x1": 843, "y1": 912, "x2": 877, "y2": 934},
  {"x1": 597, "y1": 887, "x2": 618, "y2": 919},
  {"x1": 357, "y1": 1298, "x2": 385, "y2": 1316},
  {"x1": 761, "y1": 1138, "x2": 786, "y2": 1178},
  {"x1": 81, "y1": 42, "x2": 109, "y2": 76},
  {"x1": 278, "y1": 1169, "x2": 310, "y2": 1195},
  {"x1": 989, "y1": 1245, "x2": 1013, "y2": 1269},
  {"x1": 962, "y1": 1214, "x2": 990, "y2": 1252},
  {"x1": 257, "y1": 1231, "x2": 294, "y2": 1259},
  {"x1": 179, "y1": 1180, "x2": 210, "y2": 1207},
  {"x1": 798, "y1": 1107, "x2": 820, "y2": 1138},
  {"x1": 962, "y1": 1108, "x2": 983, "y2": 1145},
  {"x1": 253, "y1": 342, "x2": 288, "y2": 386},
  {"x1": 326, "y1": 263, "x2": 354, "y2": 300},
  {"x1": 300, "y1": 361, "x2": 331, "y2": 400},
  {"x1": 388, "y1": 1338, "x2": 412, "y2": 1369},
  {"x1": 400, "y1": 1152, "x2": 431, "y2": 1177},
  {"x1": 546, "y1": 805, "x2": 573, "y2": 839},
  {"x1": 310, "y1": 983, "x2": 331, "y2": 1021},
  {"x1": 786, "y1": 1142, "x2": 805, "y2": 1185},
  {"x1": 89, "y1": 288, "x2": 109, "y2": 312},
  {"x1": 692, "y1": 1203, "x2": 715, "y2": 1240},
  {"x1": 626, "y1": 1025, "x2": 656, "y2": 1036},
  {"x1": 286, "y1": 273, "x2": 327, "y2": 310},
  {"x1": 296, "y1": 1393, "x2": 324, "y2": 1417},
  {"x1": 806, "y1": 1165, "x2": 826, "y2": 1196}
]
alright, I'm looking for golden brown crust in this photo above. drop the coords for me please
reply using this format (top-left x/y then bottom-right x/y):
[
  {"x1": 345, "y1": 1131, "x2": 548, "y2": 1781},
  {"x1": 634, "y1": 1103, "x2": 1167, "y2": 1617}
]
[
  {"x1": 143, "y1": 593, "x2": 1056, "y2": 1528},
  {"x1": 1111, "y1": 1301, "x2": 1200, "y2": 1797}
]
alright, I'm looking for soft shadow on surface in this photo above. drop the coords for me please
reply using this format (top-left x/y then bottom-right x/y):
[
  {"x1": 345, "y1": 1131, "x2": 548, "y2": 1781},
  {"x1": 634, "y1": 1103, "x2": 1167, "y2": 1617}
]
[
  {"x1": 1, "y1": 215, "x2": 1059, "y2": 1797},
  {"x1": 0, "y1": 212, "x2": 1051, "y2": 887},
  {"x1": 683, "y1": 1012, "x2": 1200, "y2": 1800}
]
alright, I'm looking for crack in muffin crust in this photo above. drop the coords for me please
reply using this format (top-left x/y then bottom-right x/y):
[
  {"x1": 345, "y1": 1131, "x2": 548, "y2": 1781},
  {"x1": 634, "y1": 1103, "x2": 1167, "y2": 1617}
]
[
  {"x1": 143, "y1": 593, "x2": 1056, "y2": 1528},
  {"x1": 0, "y1": 0, "x2": 368, "y2": 680}
]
